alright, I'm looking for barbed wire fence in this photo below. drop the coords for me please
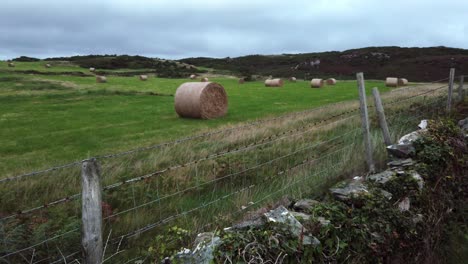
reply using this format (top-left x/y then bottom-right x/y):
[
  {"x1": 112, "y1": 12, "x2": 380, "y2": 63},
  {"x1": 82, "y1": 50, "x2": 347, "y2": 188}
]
[{"x1": 0, "y1": 70, "x2": 464, "y2": 263}]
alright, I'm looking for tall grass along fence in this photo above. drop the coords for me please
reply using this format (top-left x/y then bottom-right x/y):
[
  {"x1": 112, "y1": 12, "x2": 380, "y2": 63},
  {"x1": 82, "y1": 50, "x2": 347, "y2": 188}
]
[{"x1": 0, "y1": 69, "x2": 465, "y2": 263}]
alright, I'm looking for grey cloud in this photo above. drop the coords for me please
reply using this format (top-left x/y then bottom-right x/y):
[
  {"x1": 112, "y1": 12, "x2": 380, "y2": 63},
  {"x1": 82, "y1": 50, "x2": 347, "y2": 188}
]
[{"x1": 0, "y1": 0, "x2": 467, "y2": 60}]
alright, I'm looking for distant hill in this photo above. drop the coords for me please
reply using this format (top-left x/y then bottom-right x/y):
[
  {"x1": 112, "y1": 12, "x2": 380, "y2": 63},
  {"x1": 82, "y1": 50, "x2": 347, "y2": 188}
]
[
  {"x1": 21, "y1": 55, "x2": 205, "y2": 78},
  {"x1": 179, "y1": 46, "x2": 468, "y2": 82}
]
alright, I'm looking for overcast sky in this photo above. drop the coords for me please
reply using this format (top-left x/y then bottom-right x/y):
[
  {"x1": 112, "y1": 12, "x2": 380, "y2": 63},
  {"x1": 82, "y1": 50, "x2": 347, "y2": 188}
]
[{"x1": 1, "y1": 0, "x2": 467, "y2": 60}]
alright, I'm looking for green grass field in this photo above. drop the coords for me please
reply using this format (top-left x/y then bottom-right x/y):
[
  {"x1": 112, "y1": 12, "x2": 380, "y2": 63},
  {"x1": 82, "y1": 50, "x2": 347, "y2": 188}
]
[{"x1": 0, "y1": 62, "x2": 390, "y2": 175}]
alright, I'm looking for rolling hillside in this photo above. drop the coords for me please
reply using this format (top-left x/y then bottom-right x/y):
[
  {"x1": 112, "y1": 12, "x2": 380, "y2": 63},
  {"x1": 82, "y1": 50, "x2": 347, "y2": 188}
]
[{"x1": 179, "y1": 46, "x2": 468, "y2": 81}]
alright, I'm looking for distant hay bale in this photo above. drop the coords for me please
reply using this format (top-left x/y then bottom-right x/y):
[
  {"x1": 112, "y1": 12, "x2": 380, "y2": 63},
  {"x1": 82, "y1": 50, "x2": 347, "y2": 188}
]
[
  {"x1": 326, "y1": 78, "x2": 337, "y2": 85},
  {"x1": 190, "y1": 74, "x2": 197, "y2": 79},
  {"x1": 96, "y1": 76, "x2": 107, "y2": 83},
  {"x1": 139, "y1": 75, "x2": 148, "y2": 81},
  {"x1": 201, "y1": 77, "x2": 209, "y2": 82},
  {"x1": 8, "y1": 62, "x2": 15, "y2": 67},
  {"x1": 45, "y1": 63, "x2": 51, "y2": 68},
  {"x1": 385, "y1": 77, "x2": 398, "y2": 87},
  {"x1": 310, "y1": 78, "x2": 324, "y2": 88},
  {"x1": 290, "y1": 77, "x2": 297, "y2": 82},
  {"x1": 398, "y1": 78, "x2": 408, "y2": 86},
  {"x1": 89, "y1": 67, "x2": 95, "y2": 72},
  {"x1": 265, "y1": 79, "x2": 283, "y2": 87},
  {"x1": 174, "y1": 82, "x2": 228, "y2": 119},
  {"x1": 238, "y1": 78, "x2": 245, "y2": 84}
]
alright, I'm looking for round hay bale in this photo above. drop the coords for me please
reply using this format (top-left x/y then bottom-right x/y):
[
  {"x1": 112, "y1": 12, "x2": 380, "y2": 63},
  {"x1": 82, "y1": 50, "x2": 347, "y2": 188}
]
[
  {"x1": 190, "y1": 74, "x2": 197, "y2": 79},
  {"x1": 290, "y1": 77, "x2": 297, "y2": 82},
  {"x1": 238, "y1": 78, "x2": 245, "y2": 84},
  {"x1": 265, "y1": 79, "x2": 283, "y2": 87},
  {"x1": 398, "y1": 78, "x2": 408, "y2": 86},
  {"x1": 8, "y1": 62, "x2": 15, "y2": 67},
  {"x1": 385, "y1": 77, "x2": 398, "y2": 87},
  {"x1": 96, "y1": 76, "x2": 107, "y2": 83},
  {"x1": 89, "y1": 67, "x2": 95, "y2": 72},
  {"x1": 326, "y1": 78, "x2": 337, "y2": 85},
  {"x1": 200, "y1": 77, "x2": 209, "y2": 82},
  {"x1": 45, "y1": 63, "x2": 51, "y2": 68},
  {"x1": 310, "y1": 78, "x2": 324, "y2": 88},
  {"x1": 174, "y1": 82, "x2": 228, "y2": 119},
  {"x1": 139, "y1": 75, "x2": 148, "y2": 81}
]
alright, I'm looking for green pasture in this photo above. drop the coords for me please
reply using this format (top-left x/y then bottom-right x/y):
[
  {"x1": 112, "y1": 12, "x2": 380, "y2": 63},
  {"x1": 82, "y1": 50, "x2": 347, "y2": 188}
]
[{"x1": 0, "y1": 62, "x2": 389, "y2": 175}]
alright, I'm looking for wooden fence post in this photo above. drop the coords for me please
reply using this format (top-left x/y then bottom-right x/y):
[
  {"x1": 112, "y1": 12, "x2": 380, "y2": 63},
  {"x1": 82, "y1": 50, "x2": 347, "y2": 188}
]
[
  {"x1": 458, "y1": 75, "x2": 465, "y2": 102},
  {"x1": 372, "y1": 87, "x2": 392, "y2": 146},
  {"x1": 447, "y1": 68, "x2": 455, "y2": 112},
  {"x1": 81, "y1": 158, "x2": 103, "y2": 264},
  {"x1": 356, "y1": 72, "x2": 375, "y2": 173}
]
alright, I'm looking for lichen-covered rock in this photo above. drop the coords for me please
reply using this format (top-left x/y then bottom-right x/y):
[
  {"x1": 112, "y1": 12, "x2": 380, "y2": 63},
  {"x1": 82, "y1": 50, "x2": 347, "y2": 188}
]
[
  {"x1": 293, "y1": 199, "x2": 319, "y2": 211},
  {"x1": 329, "y1": 179, "x2": 369, "y2": 202},
  {"x1": 173, "y1": 233, "x2": 221, "y2": 264},
  {"x1": 398, "y1": 197, "x2": 411, "y2": 212},
  {"x1": 368, "y1": 170, "x2": 395, "y2": 184},
  {"x1": 264, "y1": 206, "x2": 320, "y2": 246},
  {"x1": 290, "y1": 211, "x2": 311, "y2": 221},
  {"x1": 398, "y1": 130, "x2": 426, "y2": 145},
  {"x1": 224, "y1": 217, "x2": 265, "y2": 231},
  {"x1": 458, "y1": 117, "x2": 468, "y2": 131},
  {"x1": 316, "y1": 216, "x2": 331, "y2": 227},
  {"x1": 387, "y1": 143, "x2": 415, "y2": 158},
  {"x1": 410, "y1": 171, "x2": 424, "y2": 190},
  {"x1": 387, "y1": 130, "x2": 427, "y2": 158},
  {"x1": 387, "y1": 158, "x2": 415, "y2": 168}
]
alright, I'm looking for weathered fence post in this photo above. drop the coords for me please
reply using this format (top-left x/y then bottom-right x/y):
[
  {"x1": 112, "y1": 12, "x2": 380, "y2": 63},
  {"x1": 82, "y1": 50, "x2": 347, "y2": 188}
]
[
  {"x1": 458, "y1": 75, "x2": 465, "y2": 102},
  {"x1": 81, "y1": 158, "x2": 103, "y2": 264},
  {"x1": 372, "y1": 87, "x2": 392, "y2": 146},
  {"x1": 356, "y1": 72, "x2": 375, "y2": 173},
  {"x1": 447, "y1": 68, "x2": 455, "y2": 112}
]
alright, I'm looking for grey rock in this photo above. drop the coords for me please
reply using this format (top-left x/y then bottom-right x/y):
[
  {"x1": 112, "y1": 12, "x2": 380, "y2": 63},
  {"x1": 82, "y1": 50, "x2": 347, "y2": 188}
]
[
  {"x1": 386, "y1": 143, "x2": 415, "y2": 158},
  {"x1": 174, "y1": 233, "x2": 221, "y2": 264},
  {"x1": 330, "y1": 179, "x2": 369, "y2": 202},
  {"x1": 316, "y1": 217, "x2": 331, "y2": 226},
  {"x1": 387, "y1": 130, "x2": 426, "y2": 158},
  {"x1": 458, "y1": 117, "x2": 468, "y2": 138},
  {"x1": 293, "y1": 199, "x2": 319, "y2": 211},
  {"x1": 380, "y1": 189, "x2": 393, "y2": 200},
  {"x1": 410, "y1": 171, "x2": 424, "y2": 190},
  {"x1": 388, "y1": 158, "x2": 415, "y2": 168},
  {"x1": 458, "y1": 117, "x2": 468, "y2": 131},
  {"x1": 225, "y1": 217, "x2": 266, "y2": 231},
  {"x1": 398, "y1": 197, "x2": 411, "y2": 212},
  {"x1": 418, "y1": 120, "x2": 428, "y2": 129},
  {"x1": 290, "y1": 212, "x2": 311, "y2": 221},
  {"x1": 368, "y1": 170, "x2": 395, "y2": 184},
  {"x1": 398, "y1": 130, "x2": 425, "y2": 145},
  {"x1": 412, "y1": 214, "x2": 424, "y2": 224},
  {"x1": 264, "y1": 206, "x2": 320, "y2": 246}
]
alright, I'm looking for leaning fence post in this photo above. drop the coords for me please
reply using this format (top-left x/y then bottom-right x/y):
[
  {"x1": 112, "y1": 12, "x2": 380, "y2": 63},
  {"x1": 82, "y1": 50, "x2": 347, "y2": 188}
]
[
  {"x1": 356, "y1": 72, "x2": 375, "y2": 173},
  {"x1": 372, "y1": 87, "x2": 392, "y2": 146},
  {"x1": 458, "y1": 75, "x2": 464, "y2": 101},
  {"x1": 81, "y1": 158, "x2": 103, "y2": 264},
  {"x1": 447, "y1": 68, "x2": 455, "y2": 112}
]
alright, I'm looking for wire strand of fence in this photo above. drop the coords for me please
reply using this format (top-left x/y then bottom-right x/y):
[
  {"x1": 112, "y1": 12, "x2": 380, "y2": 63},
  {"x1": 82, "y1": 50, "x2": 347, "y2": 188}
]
[
  {"x1": 381, "y1": 84, "x2": 447, "y2": 107},
  {"x1": 0, "y1": 161, "x2": 81, "y2": 184},
  {"x1": 0, "y1": 228, "x2": 79, "y2": 260},
  {"x1": 110, "y1": 144, "x2": 354, "y2": 244},
  {"x1": 101, "y1": 113, "x2": 360, "y2": 191},
  {"x1": 103, "y1": 129, "x2": 358, "y2": 221},
  {"x1": 0, "y1": 112, "x2": 360, "y2": 222},
  {"x1": 0, "y1": 193, "x2": 81, "y2": 222}
]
